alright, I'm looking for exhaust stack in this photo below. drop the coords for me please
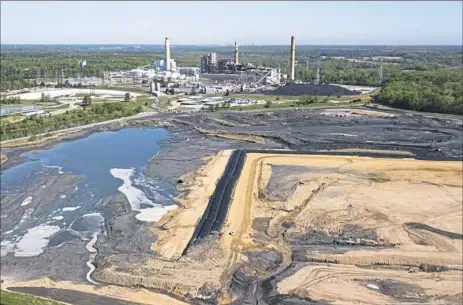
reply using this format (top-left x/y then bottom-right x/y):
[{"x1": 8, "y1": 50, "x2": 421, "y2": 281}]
[
  {"x1": 165, "y1": 37, "x2": 171, "y2": 72},
  {"x1": 290, "y1": 36, "x2": 296, "y2": 81},
  {"x1": 234, "y1": 41, "x2": 239, "y2": 64}
]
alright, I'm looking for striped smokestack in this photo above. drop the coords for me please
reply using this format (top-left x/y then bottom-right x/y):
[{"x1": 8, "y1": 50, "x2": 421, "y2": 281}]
[
  {"x1": 234, "y1": 41, "x2": 239, "y2": 64},
  {"x1": 165, "y1": 37, "x2": 171, "y2": 72},
  {"x1": 290, "y1": 36, "x2": 296, "y2": 81}
]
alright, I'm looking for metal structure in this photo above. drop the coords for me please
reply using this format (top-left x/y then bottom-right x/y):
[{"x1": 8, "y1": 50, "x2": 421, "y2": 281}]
[
  {"x1": 234, "y1": 41, "x2": 239, "y2": 64},
  {"x1": 200, "y1": 53, "x2": 218, "y2": 73},
  {"x1": 290, "y1": 36, "x2": 296, "y2": 80}
]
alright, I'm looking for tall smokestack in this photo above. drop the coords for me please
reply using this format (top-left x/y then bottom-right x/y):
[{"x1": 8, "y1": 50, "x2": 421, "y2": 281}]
[
  {"x1": 234, "y1": 41, "x2": 239, "y2": 64},
  {"x1": 290, "y1": 36, "x2": 296, "y2": 81},
  {"x1": 165, "y1": 37, "x2": 171, "y2": 72}
]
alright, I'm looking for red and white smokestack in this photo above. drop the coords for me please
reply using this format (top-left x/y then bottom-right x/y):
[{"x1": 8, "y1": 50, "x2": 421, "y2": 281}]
[
  {"x1": 234, "y1": 41, "x2": 239, "y2": 64},
  {"x1": 290, "y1": 36, "x2": 296, "y2": 81}
]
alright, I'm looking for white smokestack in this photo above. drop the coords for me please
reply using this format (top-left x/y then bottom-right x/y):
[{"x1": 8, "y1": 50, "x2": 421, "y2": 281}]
[
  {"x1": 234, "y1": 41, "x2": 239, "y2": 64},
  {"x1": 165, "y1": 37, "x2": 171, "y2": 72},
  {"x1": 290, "y1": 36, "x2": 296, "y2": 81}
]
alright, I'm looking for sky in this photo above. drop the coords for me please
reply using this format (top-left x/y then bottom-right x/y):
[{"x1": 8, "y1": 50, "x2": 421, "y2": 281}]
[{"x1": 1, "y1": 1, "x2": 462, "y2": 45}]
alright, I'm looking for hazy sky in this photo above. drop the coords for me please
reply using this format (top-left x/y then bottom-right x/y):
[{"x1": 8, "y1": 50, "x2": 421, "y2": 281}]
[{"x1": 1, "y1": 1, "x2": 462, "y2": 45}]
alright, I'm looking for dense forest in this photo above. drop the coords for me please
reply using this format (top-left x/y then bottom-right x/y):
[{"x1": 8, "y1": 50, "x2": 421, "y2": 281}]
[{"x1": 1, "y1": 45, "x2": 462, "y2": 114}]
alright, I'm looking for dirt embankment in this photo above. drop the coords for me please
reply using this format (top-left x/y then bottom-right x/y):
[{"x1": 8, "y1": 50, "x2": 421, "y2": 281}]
[
  {"x1": 1, "y1": 278, "x2": 188, "y2": 305},
  {"x1": 218, "y1": 154, "x2": 462, "y2": 304},
  {"x1": 0, "y1": 154, "x2": 7, "y2": 165},
  {"x1": 196, "y1": 128, "x2": 265, "y2": 144},
  {"x1": 151, "y1": 149, "x2": 233, "y2": 259}
]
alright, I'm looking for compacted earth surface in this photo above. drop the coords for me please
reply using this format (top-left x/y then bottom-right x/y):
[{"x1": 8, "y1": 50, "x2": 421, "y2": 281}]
[{"x1": 0, "y1": 106, "x2": 462, "y2": 305}]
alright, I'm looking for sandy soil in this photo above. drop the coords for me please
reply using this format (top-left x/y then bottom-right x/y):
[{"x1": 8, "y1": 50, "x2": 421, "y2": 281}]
[
  {"x1": 0, "y1": 154, "x2": 7, "y2": 164},
  {"x1": 321, "y1": 108, "x2": 397, "y2": 118},
  {"x1": 151, "y1": 149, "x2": 232, "y2": 259},
  {"x1": 277, "y1": 264, "x2": 462, "y2": 305},
  {"x1": 1, "y1": 278, "x2": 187, "y2": 305},
  {"x1": 196, "y1": 128, "x2": 265, "y2": 144},
  {"x1": 219, "y1": 153, "x2": 462, "y2": 304}
]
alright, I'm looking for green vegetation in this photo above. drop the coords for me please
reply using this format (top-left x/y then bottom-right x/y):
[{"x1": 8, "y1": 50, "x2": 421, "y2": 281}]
[
  {"x1": 1, "y1": 45, "x2": 461, "y2": 115},
  {"x1": 82, "y1": 95, "x2": 92, "y2": 106},
  {"x1": 374, "y1": 71, "x2": 462, "y2": 114},
  {"x1": 0, "y1": 290, "x2": 64, "y2": 305},
  {"x1": 0, "y1": 102, "x2": 143, "y2": 141},
  {"x1": 0, "y1": 96, "x2": 22, "y2": 105}
]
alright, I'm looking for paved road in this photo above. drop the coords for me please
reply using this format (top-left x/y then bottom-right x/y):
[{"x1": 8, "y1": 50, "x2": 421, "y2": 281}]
[{"x1": 0, "y1": 111, "x2": 159, "y2": 145}]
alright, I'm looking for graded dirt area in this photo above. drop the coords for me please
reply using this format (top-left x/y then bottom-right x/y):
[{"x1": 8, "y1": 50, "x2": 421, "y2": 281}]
[
  {"x1": 219, "y1": 153, "x2": 462, "y2": 304},
  {"x1": 1, "y1": 278, "x2": 187, "y2": 305},
  {"x1": 1, "y1": 106, "x2": 462, "y2": 304},
  {"x1": 151, "y1": 149, "x2": 232, "y2": 259}
]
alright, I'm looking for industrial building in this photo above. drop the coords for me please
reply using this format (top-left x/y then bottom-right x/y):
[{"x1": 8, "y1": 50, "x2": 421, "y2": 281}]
[{"x1": 199, "y1": 41, "x2": 281, "y2": 89}]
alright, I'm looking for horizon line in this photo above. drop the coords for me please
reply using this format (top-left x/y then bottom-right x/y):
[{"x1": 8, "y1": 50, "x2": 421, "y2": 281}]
[{"x1": 1, "y1": 43, "x2": 462, "y2": 47}]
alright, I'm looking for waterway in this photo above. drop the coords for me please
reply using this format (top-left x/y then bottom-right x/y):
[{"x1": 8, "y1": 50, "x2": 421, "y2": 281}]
[{"x1": 0, "y1": 128, "x2": 177, "y2": 278}]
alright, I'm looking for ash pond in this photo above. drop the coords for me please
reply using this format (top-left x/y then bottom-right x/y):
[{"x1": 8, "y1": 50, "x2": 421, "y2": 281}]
[{"x1": 0, "y1": 128, "x2": 178, "y2": 282}]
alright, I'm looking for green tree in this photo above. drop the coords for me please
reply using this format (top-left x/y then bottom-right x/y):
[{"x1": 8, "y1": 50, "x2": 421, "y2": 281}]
[
  {"x1": 82, "y1": 95, "x2": 92, "y2": 106},
  {"x1": 124, "y1": 92, "x2": 131, "y2": 102},
  {"x1": 40, "y1": 93, "x2": 51, "y2": 103},
  {"x1": 264, "y1": 100, "x2": 272, "y2": 108},
  {"x1": 215, "y1": 103, "x2": 220, "y2": 111}
]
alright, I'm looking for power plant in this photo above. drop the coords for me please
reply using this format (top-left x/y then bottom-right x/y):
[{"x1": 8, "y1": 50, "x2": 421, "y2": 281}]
[{"x1": 102, "y1": 35, "x2": 370, "y2": 97}]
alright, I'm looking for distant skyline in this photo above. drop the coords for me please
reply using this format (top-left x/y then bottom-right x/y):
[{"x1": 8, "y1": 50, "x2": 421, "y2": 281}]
[{"x1": 1, "y1": 1, "x2": 462, "y2": 45}]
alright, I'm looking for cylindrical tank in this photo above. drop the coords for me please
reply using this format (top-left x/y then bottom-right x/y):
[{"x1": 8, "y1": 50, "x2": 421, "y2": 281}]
[
  {"x1": 150, "y1": 82, "x2": 155, "y2": 93},
  {"x1": 155, "y1": 82, "x2": 160, "y2": 92}
]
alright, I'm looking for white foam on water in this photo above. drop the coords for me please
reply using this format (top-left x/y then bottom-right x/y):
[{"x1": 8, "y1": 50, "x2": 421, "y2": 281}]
[
  {"x1": 74, "y1": 186, "x2": 79, "y2": 192},
  {"x1": 41, "y1": 185, "x2": 46, "y2": 189},
  {"x1": 164, "y1": 205, "x2": 178, "y2": 211},
  {"x1": 60, "y1": 195, "x2": 67, "y2": 199},
  {"x1": 0, "y1": 240, "x2": 15, "y2": 257},
  {"x1": 135, "y1": 204, "x2": 178, "y2": 222},
  {"x1": 110, "y1": 168, "x2": 155, "y2": 211},
  {"x1": 51, "y1": 215, "x2": 64, "y2": 220},
  {"x1": 111, "y1": 168, "x2": 178, "y2": 222},
  {"x1": 1, "y1": 214, "x2": 7, "y2": 218},
  {"x1": 18, "y1": 208, "x2": 33, "y2": 226},
  {"x1": 20, "y1": 196, "x2": 33, "y2": 206},
  {"x1": 14, "y1": 225, "x2": 60, "y2": 257},
  {"x1": 3, "y1": 230, "x2": 14, "y2": 235},
  {"x1": 135, "y1": 206, "x2": 167, "y2": 222},
  {"x1": 62, "y1": 206, "x2": 81, "y2": 212}
]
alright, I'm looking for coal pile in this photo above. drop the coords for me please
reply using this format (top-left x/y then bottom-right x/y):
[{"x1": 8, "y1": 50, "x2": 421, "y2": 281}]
[{"x1": 257, "y1": 84, "x2": 361, "y2": 96}]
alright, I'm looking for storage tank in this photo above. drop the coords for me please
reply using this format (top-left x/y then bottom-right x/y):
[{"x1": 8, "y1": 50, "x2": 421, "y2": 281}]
[{"x1": 150, "y1": 82, "x2": 155, "y2": 93}]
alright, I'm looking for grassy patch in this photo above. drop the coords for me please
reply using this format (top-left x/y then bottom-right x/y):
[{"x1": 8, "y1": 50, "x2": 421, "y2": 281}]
[{"x1": 0, "y1": 290, "x2": 65, "y2": 305}]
